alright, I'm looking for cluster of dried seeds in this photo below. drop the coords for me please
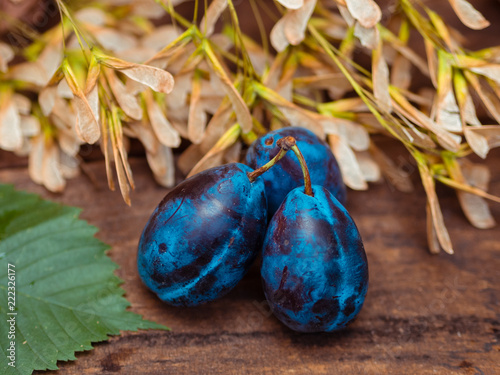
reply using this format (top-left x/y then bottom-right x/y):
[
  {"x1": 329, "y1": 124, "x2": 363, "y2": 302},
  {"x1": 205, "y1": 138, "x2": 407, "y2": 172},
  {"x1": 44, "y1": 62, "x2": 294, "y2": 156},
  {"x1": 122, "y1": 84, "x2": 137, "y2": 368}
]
[{"x1": 0, "y1": 0, "x2": 499, "y2": 253}]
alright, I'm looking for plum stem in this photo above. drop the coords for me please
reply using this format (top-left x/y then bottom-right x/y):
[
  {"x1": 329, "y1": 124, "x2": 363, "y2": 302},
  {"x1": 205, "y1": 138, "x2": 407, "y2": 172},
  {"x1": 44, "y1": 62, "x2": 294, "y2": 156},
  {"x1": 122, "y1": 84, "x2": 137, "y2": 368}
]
[
  {"x1": 290, "y1": 144, "x2": 314, "y2": 197},
  {"x1": 246, "y1": 138, "x2": 292, "y2": 182},
  {"x1": 247, "y1": 136, "x2": 314, "y2": 197}
]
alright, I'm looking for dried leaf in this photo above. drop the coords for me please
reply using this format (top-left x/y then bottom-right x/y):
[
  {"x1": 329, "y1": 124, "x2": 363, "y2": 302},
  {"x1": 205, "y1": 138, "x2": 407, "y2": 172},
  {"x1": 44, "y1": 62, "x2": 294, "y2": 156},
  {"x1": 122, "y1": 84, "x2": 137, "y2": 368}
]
[{"x1": 449, "y1": 0, "x2": 490, "y2": 30}]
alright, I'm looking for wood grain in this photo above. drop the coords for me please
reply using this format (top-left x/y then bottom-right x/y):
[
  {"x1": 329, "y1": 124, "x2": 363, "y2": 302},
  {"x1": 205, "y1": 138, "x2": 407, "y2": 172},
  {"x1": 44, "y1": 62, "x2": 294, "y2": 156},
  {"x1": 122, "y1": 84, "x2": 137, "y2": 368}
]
[{"x1": 1, "y1": 142, "x2": 499, "y2": 375}]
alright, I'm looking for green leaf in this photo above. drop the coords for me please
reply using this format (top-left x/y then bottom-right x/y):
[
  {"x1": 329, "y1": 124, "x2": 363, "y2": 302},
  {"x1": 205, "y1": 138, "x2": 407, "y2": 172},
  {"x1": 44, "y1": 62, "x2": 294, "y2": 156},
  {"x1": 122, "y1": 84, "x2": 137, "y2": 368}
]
[{"x1": 0, "y1": 184, "x2": 167, "y2": 375}]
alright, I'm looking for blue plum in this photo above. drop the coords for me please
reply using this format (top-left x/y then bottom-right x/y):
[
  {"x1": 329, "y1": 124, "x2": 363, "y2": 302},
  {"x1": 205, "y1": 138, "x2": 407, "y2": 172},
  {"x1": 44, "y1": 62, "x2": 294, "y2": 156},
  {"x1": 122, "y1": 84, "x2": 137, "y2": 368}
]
[
  {"x1": 261, "y1": 185, "x2": 368, "y2": 332},
  {"x1": 246, "y1": 127, "x2": 346, "y2": 217},
  {"x1": 137, "y1": 163, "x2": 267, "y2": 307}
]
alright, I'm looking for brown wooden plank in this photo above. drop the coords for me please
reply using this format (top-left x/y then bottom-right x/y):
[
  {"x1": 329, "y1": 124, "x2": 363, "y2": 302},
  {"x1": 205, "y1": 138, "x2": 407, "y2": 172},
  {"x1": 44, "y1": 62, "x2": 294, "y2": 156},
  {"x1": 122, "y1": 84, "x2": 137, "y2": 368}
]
[{"x1": 1, "y1": 145, "x2": 499, "y2": 375}]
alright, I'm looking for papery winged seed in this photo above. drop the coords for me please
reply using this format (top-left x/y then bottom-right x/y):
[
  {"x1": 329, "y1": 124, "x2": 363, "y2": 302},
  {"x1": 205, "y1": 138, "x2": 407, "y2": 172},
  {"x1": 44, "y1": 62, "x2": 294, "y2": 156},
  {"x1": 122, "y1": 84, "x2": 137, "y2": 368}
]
[
  {"x1": 391, "y1": 55, "x2": 412, "y2": 90},
  {"x1": 106, "y1": 70, "x2": 142, "y2": 120},
  {"x1": 38, "y1": 42, "x2": 63, "y2": 80},
  {"x1": 74, "y1": 94, "x2": 101, "y2": 144},
  {"x1": 357, "y1": 151, "x2": 381, "y2": 182},
  {"x1": 0, "y1": 42, "x2": 14, "y2": 72},
  {"x1": 338, "y1": 5, "x2": 355, "y2": 26},
  {"x1": 12, "y1": 94, "x2": 31, "y2": 115},
  {"x1": 284, "y1": 0, "x2": 317, "y2": 46},
  {"x1": 20, "y1": 116, "x2": 40, "y2": 137},
  {"x1": 58, "y1": 128, "x2": 81, "y2": 157},
  {"x1": 329, "y1": 135, "x2": 368, "y2": 190},
  {"x1": 373, "y1": 42, "x2": 392, "y2": 113},
  {"x1": 426, "y1": 203, "x2": 441, "y2": 254},
  {"x1": 0, "y1": 99, "x2": 22, "y2": 151},
  {"x1": 436, "y1": 89, "x2": 462, "y2": 132},
  {"x1": 213, "y1": 73, "x2": 252, "y2": 133},
  {"x1": 449, "y1": 0, "x2": 490, "y2": 30},
  {"x1": 277, "y1": 0, "x2": 304, "y2": 9},
  {"x1": 354, "y1": 23, "x2": 379, "y2": 50},
  {"x1": 142, "y1": 26, "x2": 180, "y2": 52},
  {"x1": 465, "y1": 126, "x2": 500, "y2": 158},
  {"x1": 270, "y1": 17, "x2": 289, "y2": 53},
  {"x1": 128, "y1": 121, "x2": 159, "y2": 154},
  {"x1": 188, "y1": 152, "x2": 225, "y2": 177},
  {"x1": 369, "y1": 144, "x2": 414, "y2": 193},
  {"x1": 29, "y1": 135, "x2": 44, "y2": 184},
  {"x1": 9, "y1": 62, "x2": 48, "y2": 86},
  {"x1": 146, "y1": 144, "x2": 175, "y2": 188},
  {"x1": 39, "y1": 86, "x2": 58, "y2": 116},
  {"x1": 345, "y1": 0, "x2": 382, "y2": 28},
  {"x1": 58, "y1": 79, "x2": 74, "y2": 99},
  {"x1": 188, "y1": 72, "x2": 207, "y2": 144},
  {"x1": 59, "y1": 151, "x2": 80, "y2": 179},
  {"x1": 280, "y1": 106, "x2": 324, "y2": 138},
  {"x1": 93, "y1": 27, "x2": 138, "y2": 53},
  {"x1": 178, "y1": 145, "x2": 204, "y2": 175},
  {"x1": 464, "y1": 71, "x2": 500, "y2": 124},
  {"x1": 42, "y1": 140, "x2": 65, "y2": 193},
  {"x1": 145, "y1": 92, "x2": 181, "y2": 148},
  {"x1": 75, "y1": 7, "x2": 107, "y2": 25},
  {"x1": 104, "y1": 56, "x2": 174, "y2": 94},
  {"x1": 223, "y1": 141, "x2": 242, "y2": 164},
  {"x1": 425, "y1": 41, "x2": 438, "y2": 88},
  {"x1": 451, "y1": 162, "x2": 495, "y2": 229},
  {"x1": 201, "y1": 0, "x2": 228, "y2": 36},
  {"x1": 469, "y1": 64, "x2": 500, "y2": 85},
  {"x1": 420, "y1": 166, "x2": 454, "y2": 254}
]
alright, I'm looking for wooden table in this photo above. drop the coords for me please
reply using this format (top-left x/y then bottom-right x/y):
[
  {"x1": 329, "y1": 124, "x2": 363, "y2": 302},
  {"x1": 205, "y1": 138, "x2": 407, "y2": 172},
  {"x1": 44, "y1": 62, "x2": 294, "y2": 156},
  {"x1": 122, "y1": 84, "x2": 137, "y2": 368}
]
[{"x1": 1, "y1": 145, "x2": 499, "y2": 375}]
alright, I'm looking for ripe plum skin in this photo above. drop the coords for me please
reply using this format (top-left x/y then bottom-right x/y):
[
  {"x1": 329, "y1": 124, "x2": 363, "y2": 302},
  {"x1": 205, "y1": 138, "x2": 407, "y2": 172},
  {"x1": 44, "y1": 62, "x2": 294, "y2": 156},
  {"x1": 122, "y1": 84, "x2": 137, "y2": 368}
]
[
  {"x1": 261, "y1": 185, "x2": 368, "y2": 332},
  {"x1": 245, "y1": 127, "x2": 346, "y2": 217},
  {"x1": 137, "y1": 163, "x2": 267, "y2": 307}
]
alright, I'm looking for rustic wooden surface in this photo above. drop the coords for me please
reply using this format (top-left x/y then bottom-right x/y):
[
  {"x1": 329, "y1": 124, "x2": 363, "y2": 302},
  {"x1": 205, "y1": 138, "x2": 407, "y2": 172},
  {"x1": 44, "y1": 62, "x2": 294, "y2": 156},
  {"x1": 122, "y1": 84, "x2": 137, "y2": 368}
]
[{"x1": 0, "y1": 142, "x2": 499, "y2": 375}]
